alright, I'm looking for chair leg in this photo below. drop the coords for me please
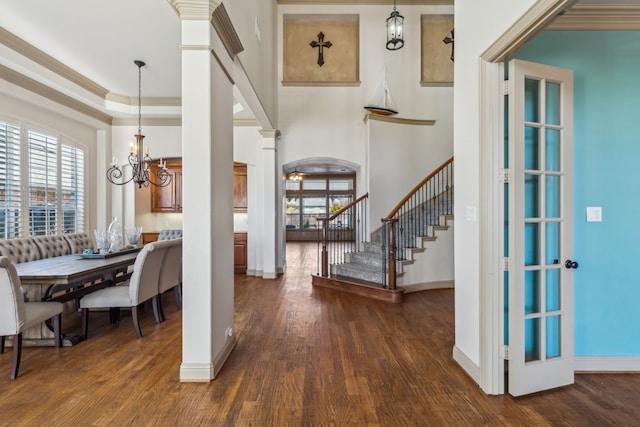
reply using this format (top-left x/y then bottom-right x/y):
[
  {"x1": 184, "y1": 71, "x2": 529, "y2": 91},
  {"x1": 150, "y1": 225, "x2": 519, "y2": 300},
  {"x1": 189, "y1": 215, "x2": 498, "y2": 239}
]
[
  {"x1": 81, "y1": 308, "x2": 89, "y2": 340},
  {"x1": 174, "y1": 284, "x2": 182, "y2": 310},
  {"x1": 152, "y1": 295, "x2": 163, "y2": 324},
  {"x1": 159, "y1": 294, "x2": 167, "y2": 322},
  {"x1": 131, "y1": 306, "x2": 143, "y2": 338},
  {"x1": 1, "y1": 336, "x2": 5, "y2": 354},
  {"x1": 53, "y1": 313, "x2": 62, "y2": 348},
  {"x1": 10, "y1": 333, "x2": 22, "y2": 379}
]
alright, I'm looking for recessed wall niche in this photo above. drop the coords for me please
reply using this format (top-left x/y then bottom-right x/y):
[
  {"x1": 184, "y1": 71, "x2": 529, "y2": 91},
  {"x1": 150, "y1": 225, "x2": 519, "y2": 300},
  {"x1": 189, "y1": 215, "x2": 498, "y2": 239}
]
[
  {"x1": 283, "y1": 14, "x2": 360, "y2": 86},
  {"x1": 421, "y1": 14, "x2": 454, "y2": 87}
]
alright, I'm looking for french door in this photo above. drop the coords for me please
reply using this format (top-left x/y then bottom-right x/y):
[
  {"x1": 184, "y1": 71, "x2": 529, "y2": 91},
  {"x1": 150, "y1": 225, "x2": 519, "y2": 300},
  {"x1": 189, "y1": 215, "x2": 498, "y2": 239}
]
[{"x1": 507, "y1": 59, "x2": 575, "y2": 396}]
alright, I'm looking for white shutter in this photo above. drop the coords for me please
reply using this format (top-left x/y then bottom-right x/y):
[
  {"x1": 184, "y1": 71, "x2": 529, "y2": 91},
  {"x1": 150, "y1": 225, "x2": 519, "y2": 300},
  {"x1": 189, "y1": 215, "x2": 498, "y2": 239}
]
[
  {"x1": 61, "y1": 144, "x2": 85, "y2": 233},
  {"x1": 0, "y1": 122, "x2": 21, "y2": 238},
  {"x1": 28, "y1": 131, "x2": 58, "y2": 236}
]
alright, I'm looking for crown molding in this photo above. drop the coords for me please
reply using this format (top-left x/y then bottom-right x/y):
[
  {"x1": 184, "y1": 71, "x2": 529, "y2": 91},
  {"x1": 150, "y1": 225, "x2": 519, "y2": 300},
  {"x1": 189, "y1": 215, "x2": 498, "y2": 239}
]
[
  {"x1": 0, "y1": 27, "x2": 109, "y2": 99},
  {"x1": 211, "y1": 3, "x2": 245, "y2": 58},
  {"x1": 547, "y1": 4, "x2": 640, "y2": 31},
  {"x1": 105, "y1": 93, "x2": 182, "y2": 107},
  {"x1": 167, "y1": 0, "x2": 221, "y2": 20},
  {"x1": 0, "y1": 63, "x2": 112, "y2": 124},
  {"x1": 234, "y1": 119, "x2": 261, "y2": 127},
  {"x1": 112, "y1": 117, "x2": 182, "y2": 126}
]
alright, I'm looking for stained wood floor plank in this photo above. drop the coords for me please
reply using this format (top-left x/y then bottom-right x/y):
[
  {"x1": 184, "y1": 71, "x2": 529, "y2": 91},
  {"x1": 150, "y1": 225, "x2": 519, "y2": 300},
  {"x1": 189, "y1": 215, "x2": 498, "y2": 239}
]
[{"x1": 1, "y1": 242, "x2": 640, "y2": 426}]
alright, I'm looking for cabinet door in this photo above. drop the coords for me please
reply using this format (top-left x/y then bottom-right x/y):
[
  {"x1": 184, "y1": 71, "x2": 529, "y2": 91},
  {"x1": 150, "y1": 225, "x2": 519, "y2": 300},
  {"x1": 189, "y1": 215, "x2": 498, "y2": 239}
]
[
  {"x1": 174, "y1": 171, "x2": 182, "y2": 211},
  {"x1": 234, "y1": 233, "x2": 247, "y2": 273},
  {"x1": 150, "y1": 163, "x2": 182, "y2": 212},
  {"x1": 233, "y1": 163, "x2": 247, "y2": 210}
]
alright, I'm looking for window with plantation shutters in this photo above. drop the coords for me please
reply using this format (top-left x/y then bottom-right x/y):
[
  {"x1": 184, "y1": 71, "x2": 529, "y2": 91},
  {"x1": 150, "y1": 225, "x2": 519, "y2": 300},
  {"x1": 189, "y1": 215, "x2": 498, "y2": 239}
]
[
  {"x1": 28, "y1": 131, "x2": 58, "y2": 236},
  {"x1": 61, "y1": 144, "x2": 84, "y2": 233},
  {"x1": 0, "y1": 122, "x2": 22, "y2": 239},
  {"x1": 0, "y1": 120, "x2": 86, "y2": 237}
]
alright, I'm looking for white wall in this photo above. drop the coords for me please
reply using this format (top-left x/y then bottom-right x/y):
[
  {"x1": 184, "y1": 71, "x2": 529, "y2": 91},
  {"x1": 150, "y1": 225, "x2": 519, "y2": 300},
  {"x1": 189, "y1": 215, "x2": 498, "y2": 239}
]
[
  {"x1": 226, "y1": 1, "x2": 278, "y2": 126},
  {"x1": 453, "y1": 0, "x2": 538, "y2": 381},
  {"x1": 368, "y1": 118, "x2": 452, "y2": 231},
  {"x1": 398, "y1": 220, "x2": 454, "y2": 288},
  {"x1": 234, "y1": 124, "x2": 265, "y2": 274},
  {"x1": 277, "y1": 4, "x2": 454, "y2": 207}
]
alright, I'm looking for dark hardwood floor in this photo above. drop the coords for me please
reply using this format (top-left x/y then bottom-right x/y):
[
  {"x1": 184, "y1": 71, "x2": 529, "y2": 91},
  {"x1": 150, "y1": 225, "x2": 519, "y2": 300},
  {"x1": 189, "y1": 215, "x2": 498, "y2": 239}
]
[{"x1": 1, "y1": 242, "x2": 639, "y2": 426}]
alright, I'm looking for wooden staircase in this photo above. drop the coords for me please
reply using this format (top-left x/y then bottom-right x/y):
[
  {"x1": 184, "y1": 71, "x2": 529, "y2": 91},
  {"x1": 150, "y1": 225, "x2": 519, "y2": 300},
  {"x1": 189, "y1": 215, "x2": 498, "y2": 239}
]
[
  {"x1": 312, "y1": 213, "x2": 453, "y2": 303},
  {"x1": 312, "y1": 157, "x2": 454, "y2": 303}
]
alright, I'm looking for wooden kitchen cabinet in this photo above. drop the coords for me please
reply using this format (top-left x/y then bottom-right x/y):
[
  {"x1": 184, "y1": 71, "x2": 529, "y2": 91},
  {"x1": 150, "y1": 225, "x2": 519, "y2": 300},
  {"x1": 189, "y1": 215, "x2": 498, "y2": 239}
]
[
  {"x1": 233, "y1": 162, "x2": 247, "y2": 211},
  {"x1": 150, "y1": 162, "x2": 182, "y2": 213},
  {"x1": 234, "y1": 232, "x2": 247, "y2": 274},
  {"x1": 141, "y1": 232, "x2": 160, "y2": 244}
]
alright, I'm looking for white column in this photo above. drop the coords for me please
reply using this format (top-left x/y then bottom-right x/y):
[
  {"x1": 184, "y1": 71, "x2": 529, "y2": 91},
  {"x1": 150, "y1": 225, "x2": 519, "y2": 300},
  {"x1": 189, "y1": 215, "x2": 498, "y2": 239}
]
[
  {"x1": 96, "y1": 129, "x2": 110, "y2": 231},
  {"x1": 246, "y1": 163, "x2": 261, "y2": 276},
  {"x1": 172, "y1": 0, "x2": 235, "y2": 381},
  {"x1": 259, "y1": 129, "x2": 279, "y2": 279}
]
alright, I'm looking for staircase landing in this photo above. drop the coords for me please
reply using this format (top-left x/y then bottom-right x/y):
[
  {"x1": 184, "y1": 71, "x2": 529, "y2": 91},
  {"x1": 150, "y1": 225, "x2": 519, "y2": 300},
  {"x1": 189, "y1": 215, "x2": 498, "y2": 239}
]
[{"x1": 311, "y1": 274, "x2": 404, "y2": 303}]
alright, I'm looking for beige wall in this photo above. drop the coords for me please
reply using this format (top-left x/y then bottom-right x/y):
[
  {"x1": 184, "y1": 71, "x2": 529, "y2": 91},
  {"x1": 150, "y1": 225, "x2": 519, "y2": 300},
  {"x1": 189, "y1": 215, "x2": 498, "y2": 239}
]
[{"x1": 283, "y1": 15, "x2": 359, "y2": 84}]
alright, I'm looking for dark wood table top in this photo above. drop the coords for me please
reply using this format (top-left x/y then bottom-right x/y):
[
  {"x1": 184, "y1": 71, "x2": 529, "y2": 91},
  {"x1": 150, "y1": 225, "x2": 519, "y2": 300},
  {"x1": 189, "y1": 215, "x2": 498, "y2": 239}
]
[{"x1": 16, "y1": 251, "x2": 140, "y2": 286}]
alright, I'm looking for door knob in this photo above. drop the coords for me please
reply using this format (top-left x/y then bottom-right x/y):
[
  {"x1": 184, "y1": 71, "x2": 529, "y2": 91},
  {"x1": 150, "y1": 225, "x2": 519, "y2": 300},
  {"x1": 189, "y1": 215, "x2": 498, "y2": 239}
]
[{"x1": 564, "y1": 260, "x2": 579, "y2": 269}]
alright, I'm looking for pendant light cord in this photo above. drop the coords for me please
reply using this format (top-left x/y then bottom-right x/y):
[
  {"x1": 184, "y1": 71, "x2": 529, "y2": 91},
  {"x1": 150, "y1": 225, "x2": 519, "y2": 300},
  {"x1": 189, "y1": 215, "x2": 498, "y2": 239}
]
[{"x1": 137, "y1": 63, "x2": 142, "y2": 135}]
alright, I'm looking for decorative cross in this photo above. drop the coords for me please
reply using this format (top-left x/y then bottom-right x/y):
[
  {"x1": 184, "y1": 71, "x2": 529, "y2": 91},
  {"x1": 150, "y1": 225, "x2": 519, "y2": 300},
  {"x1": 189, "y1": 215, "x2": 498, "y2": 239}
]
[
  {"x1": 310, "y1": 32, "x2": 332, "y2": 67},
  {"x1": 443, "y1": 29, "x2": 454, "y2": 62}
]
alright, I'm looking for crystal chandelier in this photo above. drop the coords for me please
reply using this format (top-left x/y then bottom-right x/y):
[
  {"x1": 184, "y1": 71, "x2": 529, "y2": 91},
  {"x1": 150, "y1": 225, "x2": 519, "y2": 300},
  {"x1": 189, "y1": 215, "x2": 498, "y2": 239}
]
[{"x1": 106, "y1": 60, "x2": 171, "y2": 188}]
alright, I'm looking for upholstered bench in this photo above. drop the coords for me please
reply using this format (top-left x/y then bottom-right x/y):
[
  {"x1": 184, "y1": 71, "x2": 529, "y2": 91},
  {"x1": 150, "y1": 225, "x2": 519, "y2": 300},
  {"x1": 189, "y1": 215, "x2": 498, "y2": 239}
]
[
  {"x1": 158, "y1": 229, "x2": 182, "y2": 240},
  {"x1": 0, "y1": 233, "x2": 94, "y2": 264},
  {"x1": 0, "y1": 237, "x2": 42, "y2": 264},
  {"x1": 0, "y1": 233, "x2": 94, "y2": 346},
  {"x1": 0, "y1": 233, "x2": 95, "y2": 304}
]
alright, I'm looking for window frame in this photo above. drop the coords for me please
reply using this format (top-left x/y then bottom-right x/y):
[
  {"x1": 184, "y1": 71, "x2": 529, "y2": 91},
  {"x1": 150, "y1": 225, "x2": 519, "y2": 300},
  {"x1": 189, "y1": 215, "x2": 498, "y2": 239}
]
[
  {"x1": 285, "y1": 173, "x2": 355, "y2": 239},
  {"x1": 0, "y1": 119, "x2": 87, "y2": 238}
]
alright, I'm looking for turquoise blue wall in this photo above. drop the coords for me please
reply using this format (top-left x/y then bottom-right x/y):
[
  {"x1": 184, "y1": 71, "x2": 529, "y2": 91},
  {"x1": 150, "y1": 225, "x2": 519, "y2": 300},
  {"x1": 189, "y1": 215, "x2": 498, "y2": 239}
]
[{"x1": 515, "y1": 32, "x2": 640, "y2": 356}]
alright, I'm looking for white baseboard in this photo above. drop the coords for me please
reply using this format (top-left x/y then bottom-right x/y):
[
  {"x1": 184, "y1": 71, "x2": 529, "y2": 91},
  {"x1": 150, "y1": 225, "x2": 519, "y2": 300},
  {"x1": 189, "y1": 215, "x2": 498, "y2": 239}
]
[
  {"x1": 179, "y1": 362, "x2": 214, "y2": 382},
  {"x1": 180, "y1": 335, "x2": 237, "y2": 382},
  {"x1": 403, "y1": 280, "x2": 454, "y2": 293},
  {"x1": 575, "y1": 356, "x2": 640, "y2": 372},
  {"x1": 453, "y1": 345, "x2": 481, "y2": 384}
]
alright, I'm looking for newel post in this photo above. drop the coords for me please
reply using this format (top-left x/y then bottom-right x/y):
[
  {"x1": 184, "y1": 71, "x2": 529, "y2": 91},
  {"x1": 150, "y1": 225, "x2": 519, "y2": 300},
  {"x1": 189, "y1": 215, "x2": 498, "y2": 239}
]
[
  {"x1": 383, "y1": 218, "x2": 398, "y2": 290},
  {"x1": 319, "y1": 218, "x2": 329, "y2": 277}
]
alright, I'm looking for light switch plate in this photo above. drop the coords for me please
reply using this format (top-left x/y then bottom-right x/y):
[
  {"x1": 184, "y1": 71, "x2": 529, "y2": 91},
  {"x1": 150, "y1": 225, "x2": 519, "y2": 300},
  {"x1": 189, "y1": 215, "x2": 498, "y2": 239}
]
[
  {"x1": 586, "y1": 206, "x2": 602, "y2": 222},
  {"x1": 466, "y1": 206, "x2": 477, "y2": 222}
]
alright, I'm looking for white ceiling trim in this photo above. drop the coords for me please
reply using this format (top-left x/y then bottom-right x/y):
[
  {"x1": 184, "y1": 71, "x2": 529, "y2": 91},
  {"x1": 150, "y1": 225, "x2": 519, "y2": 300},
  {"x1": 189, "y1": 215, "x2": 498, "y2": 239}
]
[{"x1": 548, "y1": 4, "x2": 640, "y2": 30}]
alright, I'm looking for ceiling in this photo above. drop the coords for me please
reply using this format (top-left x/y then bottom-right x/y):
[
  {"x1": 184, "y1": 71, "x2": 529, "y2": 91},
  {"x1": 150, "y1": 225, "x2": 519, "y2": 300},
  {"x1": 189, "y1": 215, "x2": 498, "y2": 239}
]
[{"x1": 1, "y1": 0, "x2": 639, "y2": 173}]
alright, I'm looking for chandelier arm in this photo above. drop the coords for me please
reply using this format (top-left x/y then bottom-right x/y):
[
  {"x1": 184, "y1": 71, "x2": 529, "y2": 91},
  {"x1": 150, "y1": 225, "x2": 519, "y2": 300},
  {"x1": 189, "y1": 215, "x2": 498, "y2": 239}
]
[{"x1": 106, "y1": 166, "x2": 135, "y2": 186}]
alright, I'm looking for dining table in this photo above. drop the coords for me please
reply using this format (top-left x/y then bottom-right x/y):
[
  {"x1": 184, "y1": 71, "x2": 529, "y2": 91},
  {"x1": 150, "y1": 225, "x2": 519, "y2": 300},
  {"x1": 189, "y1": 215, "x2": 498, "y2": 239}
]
[{"x1": 14, "y1": 248, "x2": 141, "y2": 346}]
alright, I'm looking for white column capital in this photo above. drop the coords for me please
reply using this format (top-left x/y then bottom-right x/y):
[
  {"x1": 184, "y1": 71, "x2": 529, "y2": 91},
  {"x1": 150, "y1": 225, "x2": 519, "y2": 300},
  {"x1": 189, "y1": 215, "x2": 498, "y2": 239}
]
[
  {"x1": 259, "y1": 129, "x2": 281, "y2": 139},
  {"x1": 167, "y1": 0, "x2": 220, "y2": 20},
  {"x1": 259, "y1": 129, "x2": 280, "y2": 150}
]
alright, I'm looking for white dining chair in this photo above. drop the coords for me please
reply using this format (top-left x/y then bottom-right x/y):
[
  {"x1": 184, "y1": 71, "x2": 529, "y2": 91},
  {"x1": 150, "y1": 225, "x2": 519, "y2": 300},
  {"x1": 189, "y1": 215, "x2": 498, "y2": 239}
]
[
  {"x1": 79, "y1": 241, "x2": 168, "y2": 339},
  {"x1": 153, "y1": 238, "x2": 182, "y2": 322},
  {"x1": 0, "y1": 256, "x2": 63, "y2": 379}
]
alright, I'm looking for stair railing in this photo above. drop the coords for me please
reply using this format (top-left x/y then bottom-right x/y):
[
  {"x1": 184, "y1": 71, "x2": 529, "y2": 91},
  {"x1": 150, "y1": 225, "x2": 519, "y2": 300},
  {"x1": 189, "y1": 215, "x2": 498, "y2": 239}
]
[
  {"x1": 381, "y1": 157, "x2": 454, "y2": 289},
  {"x1": 316, "y1": 193, "x2": 369, "y2": 277}
]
